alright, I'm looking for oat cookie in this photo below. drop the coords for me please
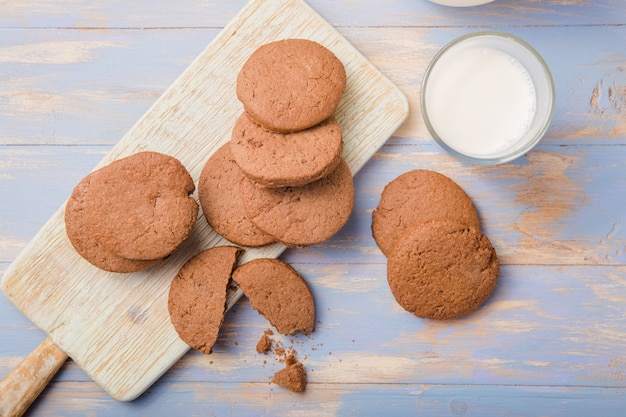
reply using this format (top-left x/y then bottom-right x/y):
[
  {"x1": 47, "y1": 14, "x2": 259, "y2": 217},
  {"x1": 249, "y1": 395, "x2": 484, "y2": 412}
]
[
  {"x1": 198, "y1": 143, "x2": 276, "y2": 247},
  {"x1": 241, "y1": 159, "x2": 354, "y2": 247},
  {"x1": 236, "y1": 38, "x2": 346, "y2": 132},
  {"x1": 168, "y1": 246, "x2": 243, "y2": 354},
  {"x1": 230, "y1": 113, "x2": 343, "y2": 188},
  {"x1": 372, "y1": 169, "x2": 480, "y2": 257},
  {"x1": 232, "y1": 258, "x2": 315, "y2": 335},
  {"x1": 81, "y1": 151, "x2": 198, "y2": 260},
  {"x1": 387, "y1": 219, "x2": 499, "y2": 320}
]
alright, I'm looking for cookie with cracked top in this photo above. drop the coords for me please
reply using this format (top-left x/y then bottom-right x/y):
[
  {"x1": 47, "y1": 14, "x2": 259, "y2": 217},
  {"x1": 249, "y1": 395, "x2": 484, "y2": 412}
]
[
  {"x1": 230, "y1": 112, "x2": 343, "y2": 188},
  {"x1": 77, "y1": 151, "x2": 198, "y2": 261},
  {"x1": 65, "y1": 174, "x2": 160, "y2": 273},
  {"x1": 241, "y1": 159, "x2": 354, "y2": 247},
  {"x1": 236, "y1": 38, "x2": 346, "y2": 132},
  {"x1": 387, "y1": 219, "x2": 499, "y2": 320},
  {"x1": 372, "y1": 169, "x2": 480, "y2": 257},
  {"x1": 198, "y1": 142, "x2": 276, "y2": 247}
]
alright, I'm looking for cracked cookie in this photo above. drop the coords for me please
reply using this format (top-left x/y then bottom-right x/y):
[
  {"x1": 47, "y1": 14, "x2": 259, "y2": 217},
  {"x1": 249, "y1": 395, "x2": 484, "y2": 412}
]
[
  {"x1": 73, "y1": 151, "x2": 198, "y2": 261},
  {"x1": 372, "y1": 169, "x2": 480, "y2": 257},
  {"x1": 240, "y1": 159, "x2": 354, "y2": 247},
  {"x1": 230, "y1": 113, "x2": 343, "y2": 188},
  {"x1": 236, "y1": 38, "x2": 346, "y2": 132},
  {"x1": 65, "y1": 174, "x2": 160, "y2": 273},
  {"x1": 168, "y1": 246, "x2": 243, "y2": 354},
  {"x1": 198, "y1": 142, "x2": 276, "y2": 247},
  {"x1": 387, "y1": 219, "x2": 499, "y2": 320},
  {"x1": 232, "y1": 258, "x2": 314, "y2": 335}
]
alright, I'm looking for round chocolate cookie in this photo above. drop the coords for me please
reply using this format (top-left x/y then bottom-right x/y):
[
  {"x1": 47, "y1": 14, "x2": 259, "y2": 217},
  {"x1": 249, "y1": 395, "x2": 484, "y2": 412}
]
[
  {"x1": 82, "y1": 151, "x2": 199, "y2": 260},
  {"x1": 241, "y1": 159, "x2": 354, "y2": 247},
  {"x1": 232, "y1": 258, "x2": 314, "y2": 335},
  {"x1": 387, "y1": 219, "x2": 499, "y2": 320},
  {"x1": 236, "y1": 38, "x2": 346, "y2": 132},
  {"x1": 198, "y1": 143, "x2": 276, "y2": 247},
  {"x1": 65, "y1": 174, "x2": 160, "y2": 273},
  {"x1": 168, "y1": 246, "x2": 243, "y2": 354},
  {"x1": 230, "y1": 113, "x2": 343, "y2": 188},
  {"x1": 372, "y1": 169, "x2": 480, "y2": 257}
]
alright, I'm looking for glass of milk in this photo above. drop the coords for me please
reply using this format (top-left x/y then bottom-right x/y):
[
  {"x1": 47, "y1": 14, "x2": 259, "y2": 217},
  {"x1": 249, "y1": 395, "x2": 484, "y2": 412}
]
[{"x1": 421, "y1": 31, "x2": 555, "y2": 164}]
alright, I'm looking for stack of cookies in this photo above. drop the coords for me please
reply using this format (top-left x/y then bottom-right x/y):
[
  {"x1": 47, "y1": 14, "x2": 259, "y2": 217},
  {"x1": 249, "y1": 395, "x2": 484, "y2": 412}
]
[
  {"x1": 372, "y1": 170, "x2": 500, "y2": 320},
  {"x1": 64, "y1": 151, "x2": 199, "y2": 273},
  {"x1": 199, "y1": 38, "x2": 354, "y2": 248}
]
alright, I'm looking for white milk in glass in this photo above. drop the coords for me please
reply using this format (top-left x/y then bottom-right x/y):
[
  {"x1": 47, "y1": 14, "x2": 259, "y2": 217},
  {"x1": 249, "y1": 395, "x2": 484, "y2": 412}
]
[{"x1": 424, "y1": 46, "x2": 537, "y2": 157}]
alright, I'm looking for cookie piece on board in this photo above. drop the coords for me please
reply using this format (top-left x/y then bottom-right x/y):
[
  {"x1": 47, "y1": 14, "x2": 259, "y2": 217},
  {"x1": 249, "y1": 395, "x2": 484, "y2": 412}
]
[
  {"x1": 236, "y1": 38, "x2": 346, "y2": 132},
  {"x1": 168, "y1": 246, "x2": 243, "y2": 354},
  {"x1": 65, "y1": 175, "x2": 160, "y2": 273},
  {"x1": 387, "y1": 219, "x2": 499, "y2": 320},
  {"x1": 232, "y1": 258, "x2": 315, "y2": 335},
  {"x1": 230, "y1": 113, "x2": 343, "y2": 188},
  {"x1": 241, "y1": 159, "x2": 354, "y2": 247},
  {"x1": 372, "y1": 169, "x2": 480, "y2": 257},
  {"x1": 198, "y1": 143, "x2": 276, "y2": 247},
  {"x1": 81, "y1": 151, "x2": 199, "y2": 260}
]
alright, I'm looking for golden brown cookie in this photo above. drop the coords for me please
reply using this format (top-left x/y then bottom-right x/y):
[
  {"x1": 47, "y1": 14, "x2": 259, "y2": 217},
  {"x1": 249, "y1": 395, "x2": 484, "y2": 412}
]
[
  {"x1": 232, "y1": 258, "x2": 314, "y2": 335},
  {"x1": 236, "y1": 38, "x2": 346, "y2": 132},
  {"x1": 168, "y1": 246, "x2": 243, "y2": 354},
  {"x1": 80, "y1": 151, "x2": 198, "y2": 260},
  {"x1": 387, "y1": 219, "x2": 499, "y2": 320},
  {"x1": 230, "y1": 113, "x2": 343, "y2": 188},
  {"x1": 198, "y1": 143, "x2": 276, "y2": 247},
  {"x1": 372, "y1": 169, "x2": 480, "y2": 257},
  {"x1": 64, "y1": 174, "x2": 160, "y2": 273},
  {"x1": 241, "y1": 159, "x2": 354, "y2": 247}
]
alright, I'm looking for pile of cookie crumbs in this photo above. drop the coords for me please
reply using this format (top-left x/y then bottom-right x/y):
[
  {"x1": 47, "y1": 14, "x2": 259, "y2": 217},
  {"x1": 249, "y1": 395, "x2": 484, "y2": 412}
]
[{"x1": 257, "y1": 330, "x2": 307, "y2": 393}]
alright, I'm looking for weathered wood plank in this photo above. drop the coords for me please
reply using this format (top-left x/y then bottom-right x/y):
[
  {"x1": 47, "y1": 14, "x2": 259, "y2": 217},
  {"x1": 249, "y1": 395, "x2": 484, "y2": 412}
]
[
  {"x1": 20, "y1": 381, "x2": 626, "y2": 417},
  {"x1": 1, "y1": 25, "x2": 624, "y2": 146},
  {"x1": 3, "y1": 263, "x2": 626, "y2": 388},
  {"x1": 0, "y1": 0, "x2": 624, "y2": 28}
]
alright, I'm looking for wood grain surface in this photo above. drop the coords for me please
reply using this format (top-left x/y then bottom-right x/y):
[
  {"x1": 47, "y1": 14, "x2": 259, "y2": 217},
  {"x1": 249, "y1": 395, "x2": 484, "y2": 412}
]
[
  {"x1": 1, "y1": 0, "x2": 408, "y2": 403},
  {"x1": 1, "y1": 0, "x2": 625, "y2": 416}
]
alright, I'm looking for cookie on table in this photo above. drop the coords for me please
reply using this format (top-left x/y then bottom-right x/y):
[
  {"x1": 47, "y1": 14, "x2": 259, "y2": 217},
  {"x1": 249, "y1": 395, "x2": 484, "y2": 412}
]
[
  {"x1": 232, "y1": 258, "x2": 315, "y2": 335},
  {"x1": 387, "y1": 219, "x2": 499, "y2": 320},
  {"x1": 236, "y1": 38, "x2": 346, "y2": 132},
  {"x1": 372, "y1": 169, "x2": 480, "y2": 257},
  {"x1": 198, "y1": 143, "x2": 276, "y2": 247},
  {"x1": 64, "y1": 175, "x2": 160, "y2": 273},
  {"x1": 241, "y1": 159, "x2": 354, "y2": 247},
  {"x1": 168, "y1": 246, "x2": 243, "y2": 354},
  {"x1": 80, "y1": 151, "x2": 199, "y2": 261},
  {"x1": 230, "y1": 113, "x2": 344, "y2": 188}
]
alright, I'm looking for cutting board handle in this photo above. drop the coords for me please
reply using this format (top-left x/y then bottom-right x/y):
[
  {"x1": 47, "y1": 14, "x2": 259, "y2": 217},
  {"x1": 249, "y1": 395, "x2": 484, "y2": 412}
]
[{"x1": 0, "y1": 337, "x2": 68, "y2": 417}]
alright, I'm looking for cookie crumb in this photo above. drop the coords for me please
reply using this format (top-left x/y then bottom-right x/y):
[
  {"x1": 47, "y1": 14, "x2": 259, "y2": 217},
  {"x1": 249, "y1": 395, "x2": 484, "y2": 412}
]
[
  {"x1": 272, "y1": 354, "x2": 307, "y2": 393},
  {"x1": 256, "y1": 332, "x2": 273, "y2": 354}
]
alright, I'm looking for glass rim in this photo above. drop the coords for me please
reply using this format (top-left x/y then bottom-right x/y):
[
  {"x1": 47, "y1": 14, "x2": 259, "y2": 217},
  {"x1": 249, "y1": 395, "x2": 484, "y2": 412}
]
[{"x1": 420, "y1": 30, "x2": 556, "y2": 165}]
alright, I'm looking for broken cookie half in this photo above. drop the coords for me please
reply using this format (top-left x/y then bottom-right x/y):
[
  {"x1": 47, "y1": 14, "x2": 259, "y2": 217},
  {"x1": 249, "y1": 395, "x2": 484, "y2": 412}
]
[
  {"x1": 167, "y1": 246, "x2": 243, "y2": 354},
  {"x1": 232, "y1": 258, "x2": 315, "y2": 335}
]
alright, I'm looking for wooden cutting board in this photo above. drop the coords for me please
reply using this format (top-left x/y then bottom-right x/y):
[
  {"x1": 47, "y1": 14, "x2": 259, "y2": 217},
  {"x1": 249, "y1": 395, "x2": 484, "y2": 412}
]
[{"x1": 1, "y1": 0, "x2": 408, "y2": 401}]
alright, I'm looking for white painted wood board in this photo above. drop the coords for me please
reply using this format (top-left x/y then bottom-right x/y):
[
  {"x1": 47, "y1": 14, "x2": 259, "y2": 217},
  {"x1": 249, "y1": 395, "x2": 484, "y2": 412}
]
[{"x1": 0, "y1": 0, "x2": 408, "y2": 401}]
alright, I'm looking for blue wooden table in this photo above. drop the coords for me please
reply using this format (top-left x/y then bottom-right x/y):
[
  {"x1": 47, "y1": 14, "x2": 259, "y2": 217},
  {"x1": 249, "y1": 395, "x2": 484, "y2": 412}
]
[{"x1": 1, "y1": 0, "x2": 625, "y2": 415}]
